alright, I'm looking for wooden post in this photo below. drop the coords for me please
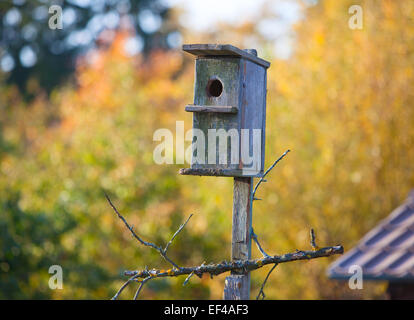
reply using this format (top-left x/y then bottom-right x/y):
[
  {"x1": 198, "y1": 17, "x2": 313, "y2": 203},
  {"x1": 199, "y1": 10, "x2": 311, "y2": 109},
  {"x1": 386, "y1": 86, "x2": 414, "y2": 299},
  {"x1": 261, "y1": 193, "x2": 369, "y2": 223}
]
[{"x1": 224, "y1": 177, "x2": 253, "y2": 300}]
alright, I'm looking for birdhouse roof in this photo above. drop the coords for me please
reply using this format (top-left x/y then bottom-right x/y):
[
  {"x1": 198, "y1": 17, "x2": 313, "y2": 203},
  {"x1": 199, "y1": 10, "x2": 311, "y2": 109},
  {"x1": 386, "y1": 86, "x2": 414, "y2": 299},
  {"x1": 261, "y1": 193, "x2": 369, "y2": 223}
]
[
  {"x1": 183, "y1": 44, "x2": 271, "y2": 69},
  {"x1": 328, "y1": 191, "x2": 414, "y2": 282}
]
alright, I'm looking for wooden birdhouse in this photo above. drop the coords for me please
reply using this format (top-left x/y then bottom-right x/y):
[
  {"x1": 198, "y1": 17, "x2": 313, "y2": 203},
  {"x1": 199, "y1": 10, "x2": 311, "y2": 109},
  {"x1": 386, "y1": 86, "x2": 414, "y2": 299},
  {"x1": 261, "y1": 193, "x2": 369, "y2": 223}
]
[{"x1": 179, "y1": 44, "x2": 270, "y2": 177}]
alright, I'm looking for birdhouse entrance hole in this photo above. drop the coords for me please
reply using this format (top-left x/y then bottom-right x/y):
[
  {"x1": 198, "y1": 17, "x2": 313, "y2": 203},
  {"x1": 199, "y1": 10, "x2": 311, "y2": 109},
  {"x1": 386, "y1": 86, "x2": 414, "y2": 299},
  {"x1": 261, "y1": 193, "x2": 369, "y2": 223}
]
[{"x1": 206, "y1": 78, "x2": 223, "y2": 97}]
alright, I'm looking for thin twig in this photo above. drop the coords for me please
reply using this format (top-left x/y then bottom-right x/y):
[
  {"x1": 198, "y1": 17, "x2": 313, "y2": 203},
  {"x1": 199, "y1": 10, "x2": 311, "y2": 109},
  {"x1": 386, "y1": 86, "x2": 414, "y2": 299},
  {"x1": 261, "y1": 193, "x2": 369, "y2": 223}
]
[
  {"x1": 164, "y1": 214, "x2": 193, "y2": 253},
  {"x1": 105, "y1": 192, "x2": 181, "y2": 268},
  {"x1": 250, "y1": 149, "x2": 290, "y2": 297},
  {"x1": 310, "y1": 228, "x2": 319, "y2": 251},
  {"x1": 256, "y1": 264, "x2": 278, "y2": 300},
  {"x1": 111, "y1": 273, "x2": 140, "y2": 300},
  {"x1": 183, "y1": 271, "x2": 195, "y2": 286},
  {"x1": 252, "y1": 149, "x2": 290, "y2": 199},
  {"x1": 133, "y1": 276, "x2": 151, "y2": 300},
  {"x1": 251, "y1": 228, "x2": 270, "y2": 257}
]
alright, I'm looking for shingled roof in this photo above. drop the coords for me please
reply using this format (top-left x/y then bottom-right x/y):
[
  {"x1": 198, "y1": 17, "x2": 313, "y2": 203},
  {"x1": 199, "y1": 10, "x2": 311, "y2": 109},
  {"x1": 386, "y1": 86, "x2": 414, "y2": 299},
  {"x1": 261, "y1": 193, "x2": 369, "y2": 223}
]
[{"x1": 328, "y1": 191, "x2": 414, "y2": 281}]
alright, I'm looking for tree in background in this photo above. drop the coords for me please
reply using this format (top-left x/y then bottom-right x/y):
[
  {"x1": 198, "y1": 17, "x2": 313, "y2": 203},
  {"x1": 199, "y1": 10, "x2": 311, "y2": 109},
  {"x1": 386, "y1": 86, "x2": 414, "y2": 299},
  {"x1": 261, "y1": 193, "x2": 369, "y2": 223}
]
[
  {"x1": 260, "y1": 0, "x2": 414, "y2": 298},
  {"x1": 0, "y1": 0, "x2": 177, "y2": 96}
]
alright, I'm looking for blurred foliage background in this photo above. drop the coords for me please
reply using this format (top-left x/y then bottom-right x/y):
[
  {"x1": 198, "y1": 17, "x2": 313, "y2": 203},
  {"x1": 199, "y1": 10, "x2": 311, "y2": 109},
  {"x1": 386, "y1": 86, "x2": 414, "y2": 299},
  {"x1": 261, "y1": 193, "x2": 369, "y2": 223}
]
[
  {"x1": 0, "y1": 0, "x2": 177, "y2": 96},
  {"x1": 0, "y1": 0, "x2": 413, "y2": 299}
]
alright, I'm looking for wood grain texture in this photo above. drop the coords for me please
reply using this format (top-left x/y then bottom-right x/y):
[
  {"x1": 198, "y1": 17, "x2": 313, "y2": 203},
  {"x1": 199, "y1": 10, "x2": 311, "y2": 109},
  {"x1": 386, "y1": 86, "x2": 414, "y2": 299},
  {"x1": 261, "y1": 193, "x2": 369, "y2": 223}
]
[
  {"x1": 185, "y1": 104, "x2": 238, "y2": 114},
  {"x1": 239, "y1": 59, "x2": 267, "y2": 176},
  {"x1": 226, "y1": 177, "x2": 253, "y2": 300},
  {"x1": 192, "y1": 57, "x2": 241, "y2": 172},
  {"x1": 178, "y1": 167, "x2": 262, "y2": 177},
  {"x1": 223, "y1": 275, "x2": 248, "y2": 300},
  {"x1": 182, "y1": 44, "x2": 270, "y2": 68}
]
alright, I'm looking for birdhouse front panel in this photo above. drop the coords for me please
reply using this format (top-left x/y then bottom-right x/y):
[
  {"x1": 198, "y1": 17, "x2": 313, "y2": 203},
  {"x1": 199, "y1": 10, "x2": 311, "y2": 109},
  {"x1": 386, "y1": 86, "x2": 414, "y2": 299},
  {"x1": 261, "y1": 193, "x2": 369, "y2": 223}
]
[
  {"x1": 193, "y1": 57, "x2": 241, "y2": 171},
  {"x1": 180, "y1": 44, "x2": 270, "y2": 178}
]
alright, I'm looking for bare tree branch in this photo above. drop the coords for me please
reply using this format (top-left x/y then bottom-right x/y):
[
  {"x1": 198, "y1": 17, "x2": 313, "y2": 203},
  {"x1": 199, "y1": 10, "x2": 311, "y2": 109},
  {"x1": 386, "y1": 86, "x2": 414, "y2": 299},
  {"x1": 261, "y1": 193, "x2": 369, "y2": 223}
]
[
  {"x1": 164, "y1": 214, "x2": 193, "y2": 253},
  {"x1": 251, "y1": 228, "x2": 270, "y2": 257},
  {"x1": 105, "y1": 192, "x2": 192, "y2": 269},
  {"x1": 183, "y1": 271, "x2": 195, "y2": 286},
  {"x1": 111, "y1": 273, "x2": 140, "y2": 300},
  {"x1": 106, "y1": 153, "x2": 345, "y2": 300},
  {"x1": 133, "y1": 276, "x2": 151, "y2": 300},
  {"x1": 310, "y1": 228, "x2": 319, "y2": 251},
  {"x1": 254, "y1": 227, "x2": 324, "y2": 300},
  {"x1": 123, "y1": 245, "x2": 343, "y2": 280},
  {"x1": 250, "y1": 150, "x2": 290, "y2": 299},
  {"x1": 252, "y1": 149, "x2": 290, "y2": 200},
  {"x1": 256, "y1": 264, "x2": 277, "y2": 300}
]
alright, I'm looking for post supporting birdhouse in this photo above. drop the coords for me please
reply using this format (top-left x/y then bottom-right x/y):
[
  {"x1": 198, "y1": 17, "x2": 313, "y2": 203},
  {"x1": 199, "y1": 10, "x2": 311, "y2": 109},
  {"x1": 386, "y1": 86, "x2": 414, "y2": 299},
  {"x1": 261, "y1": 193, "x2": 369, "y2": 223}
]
[{"x1": 224, "y1": 177, "x2": 253, "y2": 300}]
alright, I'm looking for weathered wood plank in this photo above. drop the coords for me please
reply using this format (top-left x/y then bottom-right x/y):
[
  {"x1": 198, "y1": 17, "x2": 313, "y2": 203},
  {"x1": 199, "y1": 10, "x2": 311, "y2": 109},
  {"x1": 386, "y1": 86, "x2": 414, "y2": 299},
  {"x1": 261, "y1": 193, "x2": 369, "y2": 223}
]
[
  {"x1": 185, "y1": 104, "x2": 238, "y2": 114},
  {"x1": 239, "y1": 58, "x2": 267, "y2": 176},
  {"x1": 178, "y1": 168, "x2": 262, "y2": 178},
  {"x1": 193, "y1": 57, "x2": 241, "y2": 171},
  {"x1": 223, "y1": 275, "x2": 249, "y2": 300},
  {"x1": 183, "y1": 44, "x2": 271, "y2": 68},
  {"x1": 224, "y1": 177, "x2": 253, "y2": 300}
]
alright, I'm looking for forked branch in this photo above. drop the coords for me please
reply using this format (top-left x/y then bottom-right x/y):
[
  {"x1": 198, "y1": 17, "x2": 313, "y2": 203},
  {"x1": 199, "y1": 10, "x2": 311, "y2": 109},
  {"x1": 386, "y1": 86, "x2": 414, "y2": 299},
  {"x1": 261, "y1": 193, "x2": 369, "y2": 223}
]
[
  {"x1": 105, "y1": 193, "x2": 190, "y2": 269},
  {"x1": 107, "y1": 150, "x2": 344, "y2": 300}
]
